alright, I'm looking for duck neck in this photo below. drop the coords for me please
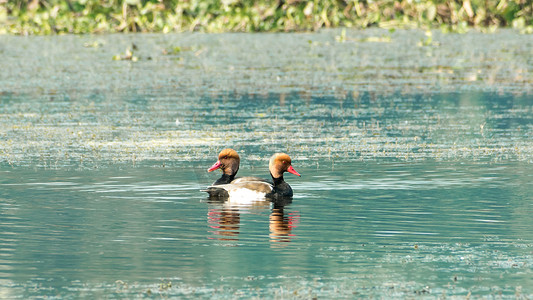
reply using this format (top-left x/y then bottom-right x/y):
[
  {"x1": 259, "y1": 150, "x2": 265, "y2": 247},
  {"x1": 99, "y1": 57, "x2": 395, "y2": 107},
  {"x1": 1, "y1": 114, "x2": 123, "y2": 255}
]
[
  {"x1": 271, "y1": 173, "x2": 285, "y2": 186},
  {"x1": 214, "y1": 173, "x2": 235, "y2": 185}
]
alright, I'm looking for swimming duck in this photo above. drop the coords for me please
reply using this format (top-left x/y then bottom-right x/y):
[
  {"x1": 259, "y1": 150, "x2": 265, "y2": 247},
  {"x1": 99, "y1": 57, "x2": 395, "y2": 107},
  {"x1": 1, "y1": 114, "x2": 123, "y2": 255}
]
[
  {"x1": 209, "y1": 153, "x2": 301, "y2": 200},
  {"x1": 205, "y1": 148, "x2": 240, "y2": 198},
  {"x1": 205, "y1": 148, "x2": 267, "y2": 198}
]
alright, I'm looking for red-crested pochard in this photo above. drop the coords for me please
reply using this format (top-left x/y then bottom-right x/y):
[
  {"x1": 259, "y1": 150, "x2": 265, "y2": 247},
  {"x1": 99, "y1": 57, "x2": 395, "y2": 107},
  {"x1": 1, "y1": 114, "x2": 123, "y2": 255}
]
[
  {"x1": 205, "y1": 148, "x2": 240, "y2": 198},
  {"x1": 209, "y1": 153, "x2": 301, "y2": 200}
]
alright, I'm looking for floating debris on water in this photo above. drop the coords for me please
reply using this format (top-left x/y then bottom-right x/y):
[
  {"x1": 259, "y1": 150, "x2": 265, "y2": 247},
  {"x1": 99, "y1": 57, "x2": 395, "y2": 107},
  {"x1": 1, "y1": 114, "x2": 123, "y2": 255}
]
[{"x1": 0, "y1": 30, "x2": 531, "y2": 168}]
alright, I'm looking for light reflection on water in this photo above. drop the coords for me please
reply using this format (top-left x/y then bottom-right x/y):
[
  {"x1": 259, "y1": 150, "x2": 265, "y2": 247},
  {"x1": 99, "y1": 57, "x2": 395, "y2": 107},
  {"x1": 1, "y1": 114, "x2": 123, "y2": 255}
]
[
  {"x1": 1, "y1": 91, "x2": 532, "y2": 167},
  {"x1": 1, "y1": 161, "x2": 532, "y2": 297}
]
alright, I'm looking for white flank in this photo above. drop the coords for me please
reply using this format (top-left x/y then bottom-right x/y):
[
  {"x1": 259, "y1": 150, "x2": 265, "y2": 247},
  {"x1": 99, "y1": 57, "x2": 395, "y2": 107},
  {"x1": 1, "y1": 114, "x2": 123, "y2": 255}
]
[
  {"x1": 226, "y1": 188, "x2": 267, "y2": 203},
  {"x1": 213, "y1": 180, "x2": 274, "y2": 204}
]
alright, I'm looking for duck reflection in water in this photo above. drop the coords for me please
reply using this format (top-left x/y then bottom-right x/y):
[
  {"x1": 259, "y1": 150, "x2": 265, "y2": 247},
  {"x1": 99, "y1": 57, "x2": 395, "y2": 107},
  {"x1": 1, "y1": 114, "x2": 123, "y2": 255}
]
[
  {"x1": 206, "y1": 197, "x2": 299, "y2": 244},
  {"x1": 207, "y1": 205, "x2": 241, "y2": 241},
  {"x1": 269, "y1": 199, "x2": 299, "y2": 244}
]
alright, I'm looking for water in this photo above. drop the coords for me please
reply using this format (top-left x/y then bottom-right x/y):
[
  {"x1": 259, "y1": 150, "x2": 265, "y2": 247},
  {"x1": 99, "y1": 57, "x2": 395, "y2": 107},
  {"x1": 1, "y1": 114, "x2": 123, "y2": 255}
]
[
  {"x1": 1, "y1": 30, "x2": 533, "y2": 298},
  {"x1": 1, "y1": 162, "x2": 532, "y2": 298}
]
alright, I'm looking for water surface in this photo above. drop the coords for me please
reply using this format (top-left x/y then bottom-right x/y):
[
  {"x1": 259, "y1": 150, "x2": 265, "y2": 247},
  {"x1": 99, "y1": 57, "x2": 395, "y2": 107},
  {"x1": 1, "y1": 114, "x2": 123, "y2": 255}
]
[
  {"x1": 1, "y1": 161, "x2": 532, "y2": 298},
  {"x1": 1, "y1": 30, "x2": 532, "y2": 298}
]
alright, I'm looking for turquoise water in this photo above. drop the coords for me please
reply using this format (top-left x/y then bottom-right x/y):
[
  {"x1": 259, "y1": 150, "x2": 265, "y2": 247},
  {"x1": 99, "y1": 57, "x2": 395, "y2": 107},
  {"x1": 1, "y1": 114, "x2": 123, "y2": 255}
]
[
  {"x1": 1, "y1": 161, "x2": 532, "y2": 298},
  {"x1": 1, "y1": 30, "x2": 532, "y2": 298}
]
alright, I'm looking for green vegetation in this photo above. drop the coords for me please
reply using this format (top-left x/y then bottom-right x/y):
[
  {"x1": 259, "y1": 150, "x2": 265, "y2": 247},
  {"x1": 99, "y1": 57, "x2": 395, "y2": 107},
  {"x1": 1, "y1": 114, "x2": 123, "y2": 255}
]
[{"x1": 1, "y1": 0, "x2": 532, "y2": 34}]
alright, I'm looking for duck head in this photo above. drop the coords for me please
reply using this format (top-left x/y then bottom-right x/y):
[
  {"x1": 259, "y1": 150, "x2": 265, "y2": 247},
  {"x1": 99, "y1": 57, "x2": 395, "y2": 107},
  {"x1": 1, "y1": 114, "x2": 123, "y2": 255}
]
[
  {"x1": 208, "y1": 148, "x2": 240, "y2": 176},
  {"x1": 269, "y1": 153, "x2": 301, "y2": 179}
]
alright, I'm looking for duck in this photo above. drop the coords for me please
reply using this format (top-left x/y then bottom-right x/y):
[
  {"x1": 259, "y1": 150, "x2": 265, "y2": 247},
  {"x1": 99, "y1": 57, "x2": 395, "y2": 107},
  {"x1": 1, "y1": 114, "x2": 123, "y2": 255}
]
[
  {"x1": 205, "y1": 148, "x2": 267, "y2": 198},
  {"x1": 209, "y1": 152, "x2": 301, "y2": 200},
  {"x1": 205, "y1": 148, "x2": 241, "y2": 198}
]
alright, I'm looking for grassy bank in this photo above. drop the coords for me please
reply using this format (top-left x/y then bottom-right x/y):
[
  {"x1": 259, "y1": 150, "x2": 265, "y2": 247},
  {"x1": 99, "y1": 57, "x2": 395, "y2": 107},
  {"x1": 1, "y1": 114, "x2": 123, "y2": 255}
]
[{"x1": 1, "y1": 0, "x2": 532, "y2": 34}]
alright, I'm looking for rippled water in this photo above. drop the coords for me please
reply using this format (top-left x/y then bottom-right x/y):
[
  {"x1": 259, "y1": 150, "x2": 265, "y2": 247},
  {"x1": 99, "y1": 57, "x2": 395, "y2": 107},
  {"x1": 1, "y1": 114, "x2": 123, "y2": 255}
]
[
  {"x1": 1, "y1": 30, "x2": 532, "y2": 298},
  {"x1": 1, "y1": 91, "x2": 532, "y2": 167},
  {"x1": 1, "y1": 162, "x2": 532, "y2": 298}
]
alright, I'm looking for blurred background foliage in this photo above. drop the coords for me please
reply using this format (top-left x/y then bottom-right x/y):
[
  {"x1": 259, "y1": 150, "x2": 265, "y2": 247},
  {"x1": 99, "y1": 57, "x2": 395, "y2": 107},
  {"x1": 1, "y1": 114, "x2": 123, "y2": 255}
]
[{"x1": 0, "y1": 0, "x2": 532, "y2": 34}]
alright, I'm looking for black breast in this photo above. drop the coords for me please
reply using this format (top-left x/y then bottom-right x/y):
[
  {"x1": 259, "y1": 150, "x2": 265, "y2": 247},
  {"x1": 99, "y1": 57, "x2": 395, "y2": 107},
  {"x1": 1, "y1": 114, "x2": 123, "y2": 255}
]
[
  {"x1": 266, "y1": 177, "x2": 293, "y2": 199},
  {"x1": 206, "y1": 186, "x2": 229, "y2": 198}
]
